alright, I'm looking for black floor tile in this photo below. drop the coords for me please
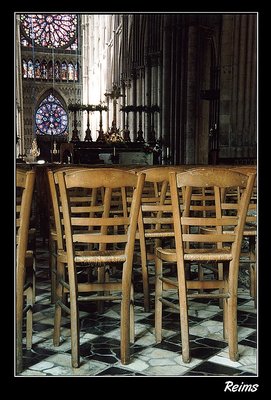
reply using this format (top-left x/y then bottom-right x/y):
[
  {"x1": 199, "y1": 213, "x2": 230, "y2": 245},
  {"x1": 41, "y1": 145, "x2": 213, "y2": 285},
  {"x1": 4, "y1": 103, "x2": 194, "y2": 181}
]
[
  {"x1": 184, "y1": 361, "x2": 245, "y2": 376},
  {"x1": 237, "y1": 311, "x2": 257, "y2": 329},
  {"x1": 96, "y1": 366, "x2": 145, "y2": 376},
  {"x1": 189, "y1": 337, "x2": 228, "y2": 360},
  {"x1": 239, "y1": 331, "x2": 257, "y2": 348},
  {"x1": 22, "y1": 347, "x2": 56, "y2": 369},
  {"x1": 154, "y1": 341, "x2": 182, "y2": 353}
]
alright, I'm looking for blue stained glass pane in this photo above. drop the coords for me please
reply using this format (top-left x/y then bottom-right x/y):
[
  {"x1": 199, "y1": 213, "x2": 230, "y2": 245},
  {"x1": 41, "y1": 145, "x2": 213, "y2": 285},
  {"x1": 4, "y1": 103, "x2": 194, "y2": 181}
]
[{"x1": 36, "y1": 94, "x2": 68, "y2": 135}]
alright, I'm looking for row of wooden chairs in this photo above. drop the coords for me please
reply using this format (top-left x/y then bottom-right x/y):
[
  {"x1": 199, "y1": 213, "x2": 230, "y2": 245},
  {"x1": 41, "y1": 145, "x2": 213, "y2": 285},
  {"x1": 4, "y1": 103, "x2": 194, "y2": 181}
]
[{"x1": 16, "y1": 163, "x2": 257, "y2": 371}]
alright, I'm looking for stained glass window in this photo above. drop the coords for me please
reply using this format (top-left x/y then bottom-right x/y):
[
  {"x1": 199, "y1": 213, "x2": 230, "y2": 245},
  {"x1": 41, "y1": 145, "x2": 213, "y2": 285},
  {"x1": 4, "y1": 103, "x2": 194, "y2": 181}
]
[
  {"x1": 61, "y1": 62, "x2": 68, "y2": 80},
  {"x1": 35, "y1": 93, "x2": 68, "y2": 135},
  {"x1": 47, "y1": 61, "x2": 53, "y2": 80},
  {"x1": 27, "y1": 60, "x2": 34, "y2": 78},
  {"x1": 74, "y1": 63, "x2": 78, "y2": 81},
  {"x1": 22, "y1": 59, "x2": 27, "y2": 78},
  {"x1": 20, "y1": 14, "x2": 77, "y2": 49},
  {"x1": 68, "y1": 62, "x2": 74, "y2": 81},
  {"x1": 22, "y1": 58, "x2": 79, "y2": 81},
  {"x1": 41, "y1": 60, "x2": 47, "y2": 80},
  {"x1": 34, "y1": 60, "x2": 41, "y2": 79},
  {"x1": 55, "y1": 61, "x2": 61, "y2": 80}
]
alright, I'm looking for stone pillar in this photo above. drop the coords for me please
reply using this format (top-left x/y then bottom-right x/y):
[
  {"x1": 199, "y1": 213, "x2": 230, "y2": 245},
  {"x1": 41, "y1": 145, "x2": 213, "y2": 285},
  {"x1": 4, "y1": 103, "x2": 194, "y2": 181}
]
[
  {"x1": 185, "y1": 25, "x2": 198, "y2": 164},
  {"x1": 16, "y1": 15, "x2": 25, "y2": 157},
  {"x1": 219, "y1": 14, "x2": 257, "y2": 160},
  {"x1": 161, "y1": 16, "x2": 172, "y2": 163}
]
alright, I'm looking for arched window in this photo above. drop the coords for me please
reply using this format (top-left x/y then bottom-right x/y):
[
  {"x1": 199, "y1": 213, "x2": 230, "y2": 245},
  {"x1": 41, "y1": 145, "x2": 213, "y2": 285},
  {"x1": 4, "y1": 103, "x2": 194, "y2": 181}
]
[
  {"x1": 61, "y1": 62, "x2": 68, "y2": 81},
  {"x1": 34, "y1": 60, "x2": 41, "y2": 79},
  {"x1": 22, "y1": 59, "x2": 27, "y2": 78},
  {"x1": 41, "y1": 60, "x2": 47, "y2": 80},
  {"x1": 20, "y1": 14, "x2": 77, "y2": 50},
  {"x1": 68, "y1": 62, "x2": 74, "y2": 81},
  {"x1": 27, "y1": 59, "x2": 34, "y2": 78},
  {"x1": 47, "y1": 61, "x2": 53, "y2": 80},
  {"x1": 74, "y1": 62, "x2": 79, "y2": 81},
  {"x1": 35, "y1": 93, "x2": 68, "y2": 136},
  {"x1": 55, "y1": 61, "x2": 61, "y2": 80}
]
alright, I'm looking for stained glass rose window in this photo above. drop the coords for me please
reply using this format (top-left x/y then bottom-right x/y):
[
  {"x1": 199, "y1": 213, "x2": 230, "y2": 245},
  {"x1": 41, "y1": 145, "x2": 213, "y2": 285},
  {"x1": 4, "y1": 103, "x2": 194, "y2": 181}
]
[
  {"x1": 35, "y1": 94, "x2": 68, "y2": 135},
  {"x1": 20, "y1": 14, "x2": 77, "y2": 49}
]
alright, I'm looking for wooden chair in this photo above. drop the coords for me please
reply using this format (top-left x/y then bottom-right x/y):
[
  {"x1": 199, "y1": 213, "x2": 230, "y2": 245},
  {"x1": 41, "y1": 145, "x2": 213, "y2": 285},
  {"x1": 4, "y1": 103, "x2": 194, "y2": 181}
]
[
  {"x1": 16, "y1": 168, "x2": 36, "y2": 373},
  {"x1": 191, "y1": 165, "x2": 257, "y2": 306},
  {"x1": 47, "y1": 165, "x2": 89, "y2": 304},
  {"x1": 155, "y1": 168, "x2": 255, "y2": 363},
  {"x1": 230, "y1": 166, "x2": 257, "y2": 306},
  {"x1": 133, "y1": 166, "x2": 187, "y2": 311},
  {"x1": 52, "y1": 168, "x2": 145, "y2": 367}
]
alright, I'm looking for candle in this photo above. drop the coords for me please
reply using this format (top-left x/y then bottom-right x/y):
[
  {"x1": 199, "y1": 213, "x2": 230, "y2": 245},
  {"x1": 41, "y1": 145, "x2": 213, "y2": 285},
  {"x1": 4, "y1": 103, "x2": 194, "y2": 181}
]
[{"x1": 166, "y1": 147, "x2": 169, "y2": 158}]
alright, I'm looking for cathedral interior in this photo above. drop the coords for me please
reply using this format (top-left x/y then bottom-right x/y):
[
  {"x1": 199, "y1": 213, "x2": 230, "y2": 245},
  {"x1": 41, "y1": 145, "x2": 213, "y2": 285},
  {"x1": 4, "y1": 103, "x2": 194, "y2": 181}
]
[{"x1": 16, "y1": 13, "x2": 257, "y2": 166}]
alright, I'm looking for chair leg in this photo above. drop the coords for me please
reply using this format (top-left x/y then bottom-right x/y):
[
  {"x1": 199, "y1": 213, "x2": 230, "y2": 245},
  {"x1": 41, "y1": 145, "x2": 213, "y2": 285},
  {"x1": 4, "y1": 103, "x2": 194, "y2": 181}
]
[
  {"x1": 177, "y1": 260, "x2": 191, "y2": 363},
  {"x1": 97, "y1": 265, "x2": 105, "y2": 314},
  {"x1": 53, "y1": 260, "x2": 64, "y2": 346},
  {"x1": 16, "y1": 258, "x2": 26, "y2": 374},
  {"x1": 250, "y1": 262, "x2": 257, "y2": 308},
  {"x1": 120, "y1": 262, "x2": 133, "y2": 365},
  {"x1": 249, "y1": 236, "x2": 257, "y2": 308},
  {"x1": 25, "y1": 286, "x2": 33, "y2": 350},
  {"x1": 222, "y1": 274, "x2": 229, "y2": 340},
  {"x1": 70, "y1": 299, "x2": 80, "y2": 368},
  {"x1": 49, "y1": 238, "x2": 57, "y2": 304},
  {"x1": 227, "y1": 295, "x2": 239, "y2": 362},
  {"x1": 16, "y1": 291, "x2": 24, "y2": 374},
  {"x1": 32, "y1": 255, "x2": 36, "y2": 301},
  {"x1": 155, "y1": 256, "x2": 163, "y2": 343},
  {"x1": 67, "y1": 263, "x2": 80, "y2": 368},
  {"x1": 139, "y1": 234, "x2": 150, "y2": 312},
  {"x1": 218, "y1": 262, "x2": 224, "y2": 309},
  {"x1": 130, "y1": 282, "x2": 135, "y2": 343},
  {"x1": 223, "y1": 297, "x2": 228, "y2": 340}
]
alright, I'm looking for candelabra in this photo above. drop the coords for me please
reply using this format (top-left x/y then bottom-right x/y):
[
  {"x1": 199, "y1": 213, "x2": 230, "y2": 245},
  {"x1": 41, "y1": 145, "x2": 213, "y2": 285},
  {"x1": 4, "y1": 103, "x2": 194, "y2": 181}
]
[
  {"x1": 135, "y1": 106, "x2": 146, "y2": 143},
  {"x1": 145, "y1": 105, "x2": 160, "y2": 144},
  {"x1": 162, "y1": 146, "x2": 171, "y2": 165},
  {"x1": 82, "y1": 105, "x2": 96, "y2": 141},
  {"x1": 28, "y1": 138, "x2": 40, "y2": 162},
  {"x1": 120, "y1": 105, "x2": 134, "y2": 142},
  {"x1": 68, "y1": 103, "x2": 81, "y2": 141},
  {"x1": 96, "y1": 103, "x2": 108, "y2": 142},
  {"x1": 50, "y1": 139, "x2": 60, "y2": 163}
]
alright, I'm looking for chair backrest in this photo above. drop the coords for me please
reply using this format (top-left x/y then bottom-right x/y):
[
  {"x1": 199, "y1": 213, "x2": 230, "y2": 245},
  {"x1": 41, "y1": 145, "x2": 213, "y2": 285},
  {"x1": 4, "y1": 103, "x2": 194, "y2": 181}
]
[
  {"x1": 16, "y1": 169, "x2": 36, "y2": 272},
  {"x1": 55, "y1": 168, "x2": 146, "y2": 264},
  {"x1": 47, "y1": 166, "x2": 94, "y2": 251},
  {"x1": 169, "y1": 168, "x2": 256, "y2": 269},
  {"x1": 229, "y1": 166, "x2": 257, "y2": 230},
  {"x1": 136, "y1": 166, "x2": 187, "y2": 236}
]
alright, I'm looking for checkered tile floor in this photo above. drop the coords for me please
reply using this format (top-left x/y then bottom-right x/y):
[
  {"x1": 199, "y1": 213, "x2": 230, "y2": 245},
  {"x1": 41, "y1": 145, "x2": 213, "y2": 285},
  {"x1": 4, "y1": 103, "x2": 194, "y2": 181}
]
[{"x1": 18, "y1": 238, "x2": 257, "y2": 377}]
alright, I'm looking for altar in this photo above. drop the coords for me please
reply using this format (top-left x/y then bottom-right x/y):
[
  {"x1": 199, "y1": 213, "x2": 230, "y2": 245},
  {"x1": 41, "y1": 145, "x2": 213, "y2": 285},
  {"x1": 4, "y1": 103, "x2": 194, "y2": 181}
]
[{"x1": 36, "y1": 138, "x2": 156, "y2": 165}]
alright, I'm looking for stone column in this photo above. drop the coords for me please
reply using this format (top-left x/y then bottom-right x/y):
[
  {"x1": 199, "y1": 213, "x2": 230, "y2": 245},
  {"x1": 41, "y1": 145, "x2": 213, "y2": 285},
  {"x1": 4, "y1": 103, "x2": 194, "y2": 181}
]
[
  {"x1": 16, "y1": 15, "x2": 25, "y2": 156},
  {"x1": 161, "y1": 16, "x2": 172, "y2": 163},
  {"x1": 219, "y1": 13, "x2": 257, "y2": 160},
  {"x1": 185, "y1": 25, "x2": 198, "y2": 164}
]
